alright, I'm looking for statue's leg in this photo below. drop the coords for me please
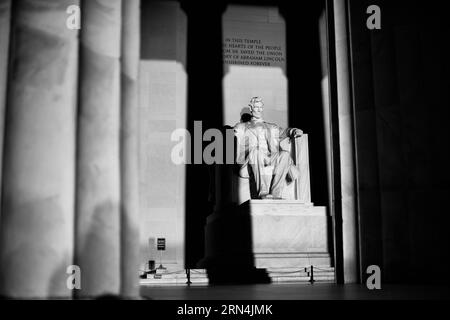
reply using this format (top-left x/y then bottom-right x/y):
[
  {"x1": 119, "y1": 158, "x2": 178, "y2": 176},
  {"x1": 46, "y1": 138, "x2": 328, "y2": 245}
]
[
  {"x1": 248, "y1": 149, "x2": 269, "y2": 198},
  {"x1": 270, "y1": 151, "x2": 292, "y2": 198}
]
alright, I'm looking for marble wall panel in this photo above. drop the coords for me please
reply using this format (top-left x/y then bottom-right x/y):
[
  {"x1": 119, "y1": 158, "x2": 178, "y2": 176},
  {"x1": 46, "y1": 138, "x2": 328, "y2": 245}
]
[
  {"x1": 139, "y1": 2, "x2": 187, "y2": 271},
  {"x1": 223, "y1": 5, "x2": 287, "y2": 127}
]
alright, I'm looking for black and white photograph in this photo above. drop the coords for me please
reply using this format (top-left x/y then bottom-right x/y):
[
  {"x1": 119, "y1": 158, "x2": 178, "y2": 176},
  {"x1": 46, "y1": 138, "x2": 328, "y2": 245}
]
[{"x1": 0, "y1": 0, "x2": 449, "y2": 315}]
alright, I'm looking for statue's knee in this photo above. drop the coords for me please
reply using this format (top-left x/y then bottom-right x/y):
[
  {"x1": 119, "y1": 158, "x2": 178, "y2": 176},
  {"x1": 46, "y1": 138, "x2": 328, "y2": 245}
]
[
  {"x1": 279, "y1": 151, "x2": 291, "y2": 161},
  {"x1": 274, "y1": 151, "x2": 291, "y2": 168}
]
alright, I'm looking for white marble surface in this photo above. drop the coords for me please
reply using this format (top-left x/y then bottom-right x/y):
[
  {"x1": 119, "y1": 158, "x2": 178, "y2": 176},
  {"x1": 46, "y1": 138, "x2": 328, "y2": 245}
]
[
  {"x1": 255, "y1": 253, "x2": 332, "y2": 269},
  {"x1": 244, "y1": 200, "x2": 320, "y2": 215},
  {"x1": 202, "y1": 199, "x2": 331, "y2": 272},
  {"x1": 0, "y1": 0, "x2": 79, "y2": 298},
  {"x1": 76, "y1": 0, "x2": 122, "y2": 297},
  {"x1": 223, "y1": 5, "x2": 287, "y2": 127},
  {"x1": 0, "y1": 0, "x2": 10, "y2": 207},
  {"x1": 248, "y1": 200, "x2": 330, "y2": 269},
  {"x1": 293, "y1": 135, "x2": 311, "y2": 203},
  {"x1": 138, "y1": 1, "x2": 187, "y2": 272},
  {"x1": 246, "y1": 201, "x2": 328, "y2": 251},
  {"x1": 120, "y1": 0, "x2": 141, "y2": 298}
]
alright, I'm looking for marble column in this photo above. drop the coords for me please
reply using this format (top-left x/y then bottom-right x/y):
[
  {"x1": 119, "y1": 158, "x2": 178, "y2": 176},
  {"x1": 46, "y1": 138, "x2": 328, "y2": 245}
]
[
  {"x1": 0, "y1": 0, "x2": 11, "y2": 220},
  {"x1": 75, "y1": 0, "x2": 122, "y2": 297},
  {"x1": 120, "y1": 0, "x2": 140, "y2": 298},
  {"x1": 333, "y1": 0, "x2": 358, "y2": 283},
  {"x1": 0, "y1": 0, "x2": 79, "y2": 298},
  {"x1": 346, "y1": 0, "x2": 383, "y2": 282}
]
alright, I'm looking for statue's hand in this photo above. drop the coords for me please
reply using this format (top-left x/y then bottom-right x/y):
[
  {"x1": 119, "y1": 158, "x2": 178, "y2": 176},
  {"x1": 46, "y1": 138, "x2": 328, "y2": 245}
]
[{"x1": 292, "y1": 128, "x2": 303, "y2": 138}]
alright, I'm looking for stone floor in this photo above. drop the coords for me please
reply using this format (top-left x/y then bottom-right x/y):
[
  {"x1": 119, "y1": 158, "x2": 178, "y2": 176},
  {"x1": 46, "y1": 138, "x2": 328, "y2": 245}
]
[{"x1": 140, "y1": 283, "x2": 450, "y2": 300}]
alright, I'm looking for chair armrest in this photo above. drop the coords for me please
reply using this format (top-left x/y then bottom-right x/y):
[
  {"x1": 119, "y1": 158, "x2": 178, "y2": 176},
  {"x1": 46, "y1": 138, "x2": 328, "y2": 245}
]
[{"x1": 292, "y1": 134, "x2": 312, "y2": 204}]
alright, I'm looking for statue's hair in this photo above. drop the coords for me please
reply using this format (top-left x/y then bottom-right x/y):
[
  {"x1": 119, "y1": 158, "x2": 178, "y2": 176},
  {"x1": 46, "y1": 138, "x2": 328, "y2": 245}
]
[{"x1": 249, "y1": 96, "x2": 264, "y2": 108}]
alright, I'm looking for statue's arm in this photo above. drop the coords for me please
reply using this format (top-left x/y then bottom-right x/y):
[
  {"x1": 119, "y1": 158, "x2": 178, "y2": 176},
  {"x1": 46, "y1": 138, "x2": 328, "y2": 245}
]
[
  {"x1": 233, "y1": 122, "x2": 246, "y2": 145},
  {"x1": 278, "y1": 126, "x2": 291, "y2": 140},
  {"x1": 233, "y1": 122, "x2": 245, "y2": 135}
]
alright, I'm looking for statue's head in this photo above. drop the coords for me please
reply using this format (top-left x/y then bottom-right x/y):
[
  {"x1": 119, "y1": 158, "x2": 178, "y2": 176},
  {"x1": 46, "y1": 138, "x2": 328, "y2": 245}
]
[{"x1": 249, "y1": 97, "x2": 264, "y2": 120}]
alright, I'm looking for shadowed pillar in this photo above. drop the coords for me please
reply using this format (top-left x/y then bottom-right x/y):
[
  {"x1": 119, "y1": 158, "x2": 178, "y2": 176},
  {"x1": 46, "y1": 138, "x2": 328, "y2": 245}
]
[
  {"x1": 75, "y1": 0, "x2": 122, "y2": 297},
  {"x1": 182, "y1": 0, "x2": 225, "y2": 268},
  {"x1": 346, "y1": 0, "x2": 383, "y2": 283},
  {"x1": 333, "y1": 0, "x2": 358, "y2": 283},
  {"x1": 0, "y1": 0, "x2": 79, "y2": 298},
  {"x1": 120, "y1": 0, "x2": 140, "y2": 298},
  {"x1": 0, "y1": 0, "x2": 11, "y2": 220}
]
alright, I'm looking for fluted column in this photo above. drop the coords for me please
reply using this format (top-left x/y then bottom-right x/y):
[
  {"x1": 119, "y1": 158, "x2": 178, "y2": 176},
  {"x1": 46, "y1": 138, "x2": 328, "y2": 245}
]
[
  {"x1": 0, "y1": 0, "x2": 11, "y2": 220},
  {"x1": 120, "y1": 0, "x2": 140, "y2": 298},
  {"x1": 333, "y1": 0, "x2": 359, "y2": 283},
  {"x1": 75, "y1": 0, "x2": 122, "y2": 297},
  {"x1": 0, "y1": 0, "x2": 79, "y2": 298}
]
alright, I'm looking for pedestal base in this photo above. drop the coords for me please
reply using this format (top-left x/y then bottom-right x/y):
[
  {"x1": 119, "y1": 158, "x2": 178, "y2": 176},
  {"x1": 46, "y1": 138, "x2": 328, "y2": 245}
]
[
  {"x1": 242, "y1": 200, "x2": 332, "y2": 269},
  {"x1": 199, "y1": 200, "x2": 333, "y2": 283}
]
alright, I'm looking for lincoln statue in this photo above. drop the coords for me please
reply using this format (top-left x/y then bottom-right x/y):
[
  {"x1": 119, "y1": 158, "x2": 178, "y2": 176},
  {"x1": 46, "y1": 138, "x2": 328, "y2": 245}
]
[{"x1": 233, "y1": 97, "x2": 304, "y2": 199}]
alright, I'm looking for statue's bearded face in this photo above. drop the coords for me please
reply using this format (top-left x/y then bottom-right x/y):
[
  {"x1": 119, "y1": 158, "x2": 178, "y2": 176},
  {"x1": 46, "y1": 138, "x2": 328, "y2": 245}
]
[{"x1": 251, "y1": 101, "x2": 264, "y2": 119}]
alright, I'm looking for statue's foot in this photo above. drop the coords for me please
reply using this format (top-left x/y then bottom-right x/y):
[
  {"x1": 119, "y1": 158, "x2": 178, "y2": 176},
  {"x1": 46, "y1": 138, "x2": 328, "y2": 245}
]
[
  {"x1": 260, "y1": 194, "x2": 284, "y2": 200},
  {"x1": 287, "y1": 165, "x2": 300, "y2": 182}
]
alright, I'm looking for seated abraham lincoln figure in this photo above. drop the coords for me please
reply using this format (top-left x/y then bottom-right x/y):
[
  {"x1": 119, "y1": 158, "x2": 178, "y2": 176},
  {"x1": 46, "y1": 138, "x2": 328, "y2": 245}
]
[{"x1": 233, "y1": 97, "x2": 303, "y2": 199}]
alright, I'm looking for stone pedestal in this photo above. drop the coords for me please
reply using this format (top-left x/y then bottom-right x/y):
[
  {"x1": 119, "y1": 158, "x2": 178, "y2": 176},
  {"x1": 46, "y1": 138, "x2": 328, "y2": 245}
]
[
  {"x1": 243, "y1": 200, "x2": 332, "y2": 269},
  {"x1": 199, "y1": 200, "x2": 332, "y2": 283}
]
